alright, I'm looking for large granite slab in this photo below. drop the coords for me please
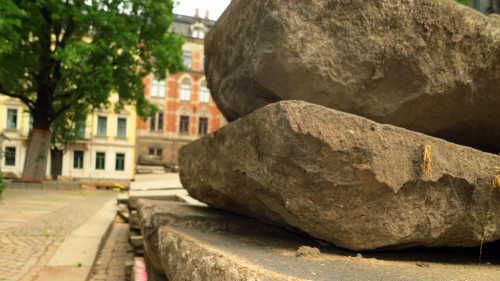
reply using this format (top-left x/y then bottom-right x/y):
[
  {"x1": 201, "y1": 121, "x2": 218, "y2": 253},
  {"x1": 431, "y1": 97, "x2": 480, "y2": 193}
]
[{"x1": 179, "y1": 101, "x2": 500, "y2": 250}]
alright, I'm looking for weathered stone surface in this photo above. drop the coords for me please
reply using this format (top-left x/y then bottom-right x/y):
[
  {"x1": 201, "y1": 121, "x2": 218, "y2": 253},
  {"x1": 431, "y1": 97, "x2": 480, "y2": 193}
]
[
  {"x1": 136, "y1": 199, "x2": 304, "y2": 280},
  {"x1": 205, "y1": 0, "x2": 500, "y2": 153},
  {"x1": 136, "y1": 199, "x2": 500, "y2": 280},
  {"x1": 179, "y1": 101, "x2": 500, "y2": 251}
]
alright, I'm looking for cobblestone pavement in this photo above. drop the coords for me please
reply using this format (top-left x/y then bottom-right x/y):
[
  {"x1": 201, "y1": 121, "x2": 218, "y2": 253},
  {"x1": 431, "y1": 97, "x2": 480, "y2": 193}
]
[
  {"x1": 88, "y1": 220, "x2": 129, "y2": 281},
  {"x1": 0, "y1": 189, "x2": 116, "y2": 281}
]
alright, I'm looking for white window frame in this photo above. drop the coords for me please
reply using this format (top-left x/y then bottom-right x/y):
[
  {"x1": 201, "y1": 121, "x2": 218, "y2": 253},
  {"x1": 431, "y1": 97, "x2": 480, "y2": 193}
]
[
  {"x1": 115, "y1": 153, "x2": 125, "y2": 171},
  {"x1": 4, "y1": 146, "x2": 16, "y2": 166},
  {"x1": 199, "y1": 85, "x2": 210, "y2": 103},
  {"x1": 179, "y1": 115, "x2": 190, "y2": 134},
  {"x1": 180, "y1": 83, "x2": 191, "y2": 101},
  {"x1": 74, "y1": 119, "x2": 86, "y2": 139},
  {"x1": 150, "y1": 78, "x2": 166, "y2": 98},
  {"x1": 95, "y1": 152, "x2": 106, "y2": 170},
  {"x1": 6, "y1": 108, "x2": 18, "y2": 130},
  {"x1": 149, "y1": 147, "x2": 163, "y2": 157},
  {"x1": 149, "y1": 111, "x2": 164, "y2": 132},
  {"x1": 192, "y1": 29, "x2": 205, "y2": 39},
  {"x1": 117, "y1": 117, "x2": 127, "y2": 138},
  {"x1": 198, "y1": 117, "x2": 208, "y2": 136},
  {"x1": 183, "y1": 52, "x2": 192, "y2": 69},
  {"x1": 97, "y1": 116, "x2": 107, "y2": 137},
  {"x1": 73, "y1": 150, "x2": 84, "y2": 169}
]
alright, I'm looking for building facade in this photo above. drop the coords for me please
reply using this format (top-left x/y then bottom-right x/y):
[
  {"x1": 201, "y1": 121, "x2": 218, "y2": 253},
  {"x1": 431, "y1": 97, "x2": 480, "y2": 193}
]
[
  {"x1": 0, "y1": 93, "x2": 137, "y2": 181},
  {"x1": 137, "y1": 11, "x2": 226, "y2": 166},
  {"x1": 459, "y1": 0, "x2": 500, "y2": 13},
  {"x1": 471, "y1": 0, "x2": 500, "y2": 13},
  {"x1": 0, "y1": 96, "x2": 32, "y2": 177}
]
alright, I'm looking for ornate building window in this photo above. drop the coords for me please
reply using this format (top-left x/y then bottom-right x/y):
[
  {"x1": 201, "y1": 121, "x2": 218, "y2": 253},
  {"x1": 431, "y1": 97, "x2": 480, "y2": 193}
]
[
  {"x1": 149, "y1": 148, "x2": 163, "y2": 157},
  {"x1": 199, "y1": 82, "x2": 210, "y2": 103},
  {"x1": 180, "y1": 78, "x2": 192, "y2": 101},
  {"x1": 179, "y1": 115, "x2": 190, "y2": 134},
  {"x1": 150, "y1": 111, "x2": 164, "y2": 132},
  {"x1": 198, "y1": 117, "x2": 208, "y2": 136},
  {"x1": 150, "y1": 78, "x2": 166, "y2": 98},
  {"x1": 183, "y1": 52, "x2": 192, "y2": 69}
]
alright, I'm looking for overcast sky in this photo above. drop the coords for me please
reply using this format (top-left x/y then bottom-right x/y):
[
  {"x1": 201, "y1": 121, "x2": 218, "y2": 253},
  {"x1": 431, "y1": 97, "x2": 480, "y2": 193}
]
[{"x1": 174, "y1": 0, "x2": 231, "y2": 20}]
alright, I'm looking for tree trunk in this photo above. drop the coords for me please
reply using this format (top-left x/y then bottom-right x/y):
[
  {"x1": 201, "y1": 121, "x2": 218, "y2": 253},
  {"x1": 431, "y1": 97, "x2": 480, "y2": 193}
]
[{"x1": 21, "y1": 129, "x2": 52, "y2": 182}]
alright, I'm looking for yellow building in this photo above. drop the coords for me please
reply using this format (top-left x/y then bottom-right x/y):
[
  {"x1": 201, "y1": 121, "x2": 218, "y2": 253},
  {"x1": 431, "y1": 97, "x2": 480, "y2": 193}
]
[
  {"x1": 0, "y1": 93, "x2": 137, "y2": 181},
  {"x1": 0, "y1": 96, "x2": 32, "y2": 176}
]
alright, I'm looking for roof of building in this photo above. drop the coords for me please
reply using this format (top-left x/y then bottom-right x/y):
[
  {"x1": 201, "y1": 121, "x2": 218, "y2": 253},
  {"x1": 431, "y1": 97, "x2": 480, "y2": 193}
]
[{"x1": 172, "y1": 14, "x2": 216, "y2": 38}]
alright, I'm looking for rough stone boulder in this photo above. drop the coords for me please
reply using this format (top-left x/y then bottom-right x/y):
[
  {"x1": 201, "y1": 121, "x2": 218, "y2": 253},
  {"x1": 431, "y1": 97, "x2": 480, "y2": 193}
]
[
  {"x1": 179, "y1": 101, "x2": 500, "y2": 251},
  {"x1": 205, "y1": 0, "x2": 500, "y2": 153}
]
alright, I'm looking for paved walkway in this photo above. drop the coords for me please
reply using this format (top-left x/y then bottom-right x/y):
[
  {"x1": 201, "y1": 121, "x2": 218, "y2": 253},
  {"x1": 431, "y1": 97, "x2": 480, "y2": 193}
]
[
  {"x1": 0, "y1": 189, "x2": 116, "y2": 281},
  {"x1": 88, "y1": 221, "x2": 129, "y2": 281}
]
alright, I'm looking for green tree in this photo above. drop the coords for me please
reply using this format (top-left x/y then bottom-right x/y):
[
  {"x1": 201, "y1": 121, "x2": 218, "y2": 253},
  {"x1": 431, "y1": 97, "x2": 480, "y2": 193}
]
[
  {"x1": 455, "y1": 0, "x2": 470, "y2": 5},
  {"x1": 0, "y1": 0, "x2": 184, "y2": 181}
]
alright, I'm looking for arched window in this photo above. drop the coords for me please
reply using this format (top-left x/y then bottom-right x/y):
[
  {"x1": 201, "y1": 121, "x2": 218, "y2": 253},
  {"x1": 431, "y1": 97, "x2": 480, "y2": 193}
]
[
  {"x1": 199, "y1": 81, "x2": 210, "y2": 103},
  {"x1": 180, "y1": 78, "x2": 192, "y2": 101}
]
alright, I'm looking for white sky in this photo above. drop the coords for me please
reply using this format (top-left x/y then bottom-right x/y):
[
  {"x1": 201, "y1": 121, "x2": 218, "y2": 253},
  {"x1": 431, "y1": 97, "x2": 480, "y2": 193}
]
[{"x1": 174, "y1": 0, "x2": 231, "y2": 20}]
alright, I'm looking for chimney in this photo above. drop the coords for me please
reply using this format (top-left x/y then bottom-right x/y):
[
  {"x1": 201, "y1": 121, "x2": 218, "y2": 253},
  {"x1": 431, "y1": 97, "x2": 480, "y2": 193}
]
[
  {"x1": 205, "y1": 10, "x2": 210, "y2": 19},
  {"x1": 195, "y1": 8, "x2": 199, "y2": 17}
]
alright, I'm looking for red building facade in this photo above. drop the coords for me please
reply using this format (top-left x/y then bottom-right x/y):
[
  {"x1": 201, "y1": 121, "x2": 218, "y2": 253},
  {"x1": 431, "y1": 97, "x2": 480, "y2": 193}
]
[{"x1": 137, "y1": 12, "x2": 226, "y2": 165}]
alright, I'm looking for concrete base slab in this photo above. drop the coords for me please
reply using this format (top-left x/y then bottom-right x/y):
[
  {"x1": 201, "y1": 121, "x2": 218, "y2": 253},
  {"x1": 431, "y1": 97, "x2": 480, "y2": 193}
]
[
  {"x1": 137, "y1": 200, "x2": 500, "y2": 281},
  {"x1": 25, "y1": 182, "x2": 42, "y2": 189},
  {"x1": 9, "y1": 181, "x2": 26, "y2": 189},
  {"x1": 131, "y1": 173, "x2": 182, "y2": 190},
  {"x1": 128, "y1": 189, "x2": 187, "y2": 209},
  {"x1": 130, "y1": 181, "x2": 182, "y2": 190},
  {"x1": 117, "y1": 193, "x2": 129, "y2": 204},
  {"x1": 41, "y1": 181, "x2": 59, "y2": 190},
  {"x1": 56, "y1": 182, "x2": 82, "y2": 190},
  {"x1": 7, "y1": 181, "x2": 82, "y2": 190},
  {"x1": 128, "y1": 189, "x2": 187, "y2": 198}
]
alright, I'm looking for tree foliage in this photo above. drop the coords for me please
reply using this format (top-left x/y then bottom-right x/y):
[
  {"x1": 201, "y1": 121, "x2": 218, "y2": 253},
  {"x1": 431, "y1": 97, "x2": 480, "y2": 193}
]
[
  {"x1": 455, "y1": 0, "x2": 469, "y2": 5},
  {"x1": 50, "y1": 106, "x2": 89, "y2": 151},
  {"x1": 0, "y1": 0, "x2": 184, "y2": 130}
]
